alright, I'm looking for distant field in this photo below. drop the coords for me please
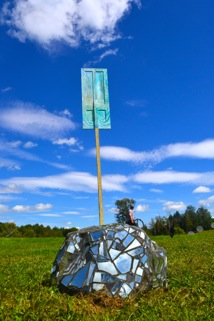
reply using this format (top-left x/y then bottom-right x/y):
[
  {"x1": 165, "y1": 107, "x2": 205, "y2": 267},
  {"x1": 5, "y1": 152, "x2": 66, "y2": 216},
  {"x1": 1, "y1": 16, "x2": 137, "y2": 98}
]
[{"x1": 0, "y1": 232, "x2": 213, "y2": 321}]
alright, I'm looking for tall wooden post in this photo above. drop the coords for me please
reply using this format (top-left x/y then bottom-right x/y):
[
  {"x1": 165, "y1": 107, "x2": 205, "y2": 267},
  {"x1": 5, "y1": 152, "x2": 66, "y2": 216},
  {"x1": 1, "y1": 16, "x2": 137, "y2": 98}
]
[
  {"x1": 95, "y1": 127, "x2": 104, "y2": 225},
  {"x1": 81, "y1": 68, "x2": 111, "y2": 225}
]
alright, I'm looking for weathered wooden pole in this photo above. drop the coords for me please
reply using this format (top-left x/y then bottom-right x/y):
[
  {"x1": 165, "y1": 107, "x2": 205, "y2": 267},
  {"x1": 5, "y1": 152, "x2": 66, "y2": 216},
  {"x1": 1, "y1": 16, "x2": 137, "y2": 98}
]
[
  {"x1": 81, "y1": 68, "x2": 111, "y2": 225},
  {"x1": 95, "y1": 127, "x2": 104, "y2": 225}
]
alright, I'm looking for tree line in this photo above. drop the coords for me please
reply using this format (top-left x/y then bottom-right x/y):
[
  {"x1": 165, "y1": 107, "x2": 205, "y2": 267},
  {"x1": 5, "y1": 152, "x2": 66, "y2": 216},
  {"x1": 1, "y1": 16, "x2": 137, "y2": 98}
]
[
  {"x1": 1, "y1": 200, "x2": 213, "y2": 238},
  {"x1": 0, "y1": 222, "x2": 78, "y2": 238},
  {"x1": 149, "y1": 205, "x2": 213, "y2": 236}
]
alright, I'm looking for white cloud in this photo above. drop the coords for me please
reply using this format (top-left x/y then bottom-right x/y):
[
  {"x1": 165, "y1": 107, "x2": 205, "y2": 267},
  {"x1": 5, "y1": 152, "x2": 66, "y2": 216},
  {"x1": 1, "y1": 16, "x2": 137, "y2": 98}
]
[
  {"x1": 2, "y1": 169, "x2": 214, "y2": 197},
  {"x1": 0, "y1": 195, "x2": 20, "y2": 202},
  {"x1": 81, "y1": 215, "x2": 98, "y2": 219},
  {"x1": 99, "y1": 49, "x2": 118, "y2": 60},
  {"x1": 12, "y1": 203, "x2": 53, "y2": 212},
  {"x1": 53, "y1": 137, "x2": 77, "y2": 146},
  {"x1": 125, "y1": 99, "x2": 147, "y2": 107},
  {"x1": 0, "y1": 102, "x2": 76, "y2": 140},
  {"x1": 102, "y1": 174, "x2": 128, "y2": 192},
  {"x1": 0, "y1": 171, "x2": 128, "y2": 194},
  {"x1": 0, "y1": 139, "x2": 71, "y2": 170},
  {"x1": 85, "y1": 48, "x2": 119, "y2": 66},
  {"x1": 74, "y1": 196, "x2": 89, "y2": 199},
  {"x1": 0, "y1": 184, "x2": 22, "y2": 194},
  {"x1": 164, "y1": 140, "x2": 214, "y2": 159},
  {"x1": 63, "y1": 211, "x2": 80, "y2": 215},
  {"x1": 163, "y1": 201, "x2": 186, "y2": 212},
  {"x1": 1, "y1": 86, "x2": 12, "y2": 93},
  {"x1": 132, "y1": 170, "x2": 214, "y2": 186},
  {"x1": 133, "y1": 171, "x2": 204, "y2": 184},
  {"x1": 1, "y1": 0, "x2": 140, "y2": 50},
  {"x1": 91, "y1": 139, "x2": 214, "y2": 164},
  {"x1": 5, "y1": 140, "x2": 37, "y2": 150},
  {"x1": 38, "y1": 213, "x2": 61, "y2": 217},
  {"x1": 8, "y1": 140, "x2": 22, "y2": 148},
  {"x1": 92, "y1": 146, "x2": 153, "y2": 162},
  {"x1": 150, "y1": 188, "x2": 163, "y2": 193},
  {"x1": 193, "y1": 186, "x2": 212, "y2": 193},
  {"x1": 0, "y1": 157, "x2": 21, "y2": 171},
  {"x1": 108, "y1": 207, "x2": 117, "y2": 214},
  {"x1": 23, "y1": 141, "x2": 38, "y2": 149},
  {"x1": 0, "y1": 139, "x2": 42, "y2": 163},
  {"x1": 135, "y1": 204, "x2": 149, "y2": 212},
  {"x1": 65, "y1": 222, "x2": 72, "y2": 225},
  {"x1": 0, "y1": 204, "x2": 9, "y2": 212},
  {"x1": 198, "y1": 195, "x2": 214, "y2": 207},
  {"x1": 53, "y1": 137, "x2": 84, "y2": 153},
  {"x1": 60, "y1": 109, "x2": 73, "y2": 117}
]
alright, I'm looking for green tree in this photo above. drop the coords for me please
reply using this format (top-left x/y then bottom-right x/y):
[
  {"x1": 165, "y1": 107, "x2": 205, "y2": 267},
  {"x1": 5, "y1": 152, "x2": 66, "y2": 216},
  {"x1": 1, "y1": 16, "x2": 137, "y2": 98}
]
[
  {"x1": 62, "y1": 227, "x2": 79, "y2": 237},
  {"x1": 19, "y1": 224, "x2": 36, "y2": 237},
  {"x1": 174, "y1": 226, "x2": 185, "y2": 234},
  {"x1": 51, "y1": 226, "x2": 64, "y2": 237},
  {"x1": 115, "y1": 198, "x2": 135, "y2": 223},
  {"x1": 183, "y1": 205, "x2": 196, "y2": 231},
  {"x1": 172, "y1": 211, "x2": 182, "y2": 226},
  {"x1": 196, "y1": 207, "x2": 212, "y2": 230},
  {"x1": 149, "y1": 216, "x2": 168, "y2": 235},
  {"x1": 0, "y1": 222, "x2": 20, "y2": 237}
]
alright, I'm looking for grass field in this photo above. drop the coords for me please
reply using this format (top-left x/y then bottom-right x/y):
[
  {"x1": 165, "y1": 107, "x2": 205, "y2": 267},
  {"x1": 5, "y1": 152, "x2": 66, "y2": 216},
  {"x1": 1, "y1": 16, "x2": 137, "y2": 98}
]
[{"x1": 0, "y1": 231, "x2": 213, "y2": 321}]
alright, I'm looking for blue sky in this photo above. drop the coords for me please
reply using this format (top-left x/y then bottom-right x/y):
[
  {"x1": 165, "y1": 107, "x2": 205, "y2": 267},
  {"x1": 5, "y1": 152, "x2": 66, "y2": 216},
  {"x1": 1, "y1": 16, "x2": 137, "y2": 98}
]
[{"x1": 0, "y1": 0, "x2": 214, "y2": 229}]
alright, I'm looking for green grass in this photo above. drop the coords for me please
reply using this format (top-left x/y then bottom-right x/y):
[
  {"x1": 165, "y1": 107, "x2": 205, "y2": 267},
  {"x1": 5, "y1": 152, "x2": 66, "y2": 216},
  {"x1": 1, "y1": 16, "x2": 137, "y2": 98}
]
[{"x1": 0, "y1": 232, "x2": 213, "y2": 320}]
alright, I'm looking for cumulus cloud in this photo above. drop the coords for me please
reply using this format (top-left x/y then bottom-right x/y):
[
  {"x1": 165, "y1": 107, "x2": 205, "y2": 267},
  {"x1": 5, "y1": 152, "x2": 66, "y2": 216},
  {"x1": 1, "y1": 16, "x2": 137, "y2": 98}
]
[
  {"x1": 23, "y1": 141, "x2": 38, "y2": 149},
  {"x1": 7, "y1": 140, "x2": 37, "y2": 149},
  {"x1": 198, "y1": 195, "x2": 214, "y2": 207},
  {"x1": 163, "y1": 201, "x2": 186, "y2": 212},
  {"x1": 1, "y1": 0, "x2": 140, "y2": 50},
  {"x1": 53, "y1": 137, "x2": 77, "y2": 146},
  {"x1": 0, "y1": 102, "x2": 76, "y2": 140},
  {"x1": 91, "y1": 139, "x2": 214, "y2": 164},
  {"x1": 193, "y1": 186, "x2": 212, "y2": 193},
  {"x1": 135, "y1": 204, "x2": 149, "y2": 212},
  {"x1": 12, "y1": 203, "x2": 53, "y2": 212},
  {"x1": 52, "y1": 137, "x2": 83, "y2": 151}
]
